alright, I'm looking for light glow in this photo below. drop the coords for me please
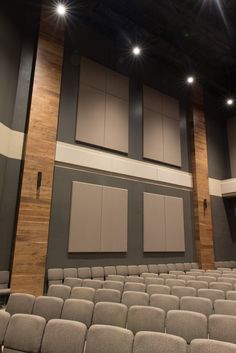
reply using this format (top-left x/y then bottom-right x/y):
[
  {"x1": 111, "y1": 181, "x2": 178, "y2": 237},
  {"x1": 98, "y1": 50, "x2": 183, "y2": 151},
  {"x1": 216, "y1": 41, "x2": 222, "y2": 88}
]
[
  {"x1": 187, "y1": 76, "x2": 195, "y2": 84},
  {"x1": 226, "y1": 98, "x2": 234, "y2": 106},
  {"x1": 132, "y1": 46, "x2": 141, "y2": 56},
  {"x1": 56, "y1": 3, "x2": 67, "y2": 16}
]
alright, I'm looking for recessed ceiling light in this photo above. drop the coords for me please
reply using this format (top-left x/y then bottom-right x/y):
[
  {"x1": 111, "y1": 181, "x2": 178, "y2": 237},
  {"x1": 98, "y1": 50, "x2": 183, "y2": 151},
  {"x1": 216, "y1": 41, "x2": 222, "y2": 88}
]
[
  {"x1": 56, "y1": 3, "x2": 67, "y2": 16},
  {"x1": 132, "y1": 46, "x2": 141, "y2": 56},
  {"x1": 226, "y1": 98, "x2": 234, "y2": 106},
  {"x1": 187, "y1": 76, "x2": 195, "y2": 84}
]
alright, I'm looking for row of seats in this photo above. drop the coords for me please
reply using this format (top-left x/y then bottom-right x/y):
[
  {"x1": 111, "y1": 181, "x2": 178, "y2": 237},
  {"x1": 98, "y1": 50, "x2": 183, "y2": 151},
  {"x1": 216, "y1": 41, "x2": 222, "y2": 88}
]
[
  {"x1": 215, "y1": 261, "x2": 236, "y2": 269},
  {"x1": 1, "y1": 312, "x2": 236, "y2": 353}
]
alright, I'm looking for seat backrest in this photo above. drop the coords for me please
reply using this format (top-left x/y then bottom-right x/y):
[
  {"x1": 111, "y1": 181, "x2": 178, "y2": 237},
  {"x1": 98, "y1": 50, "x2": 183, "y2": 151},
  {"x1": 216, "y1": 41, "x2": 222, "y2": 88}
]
[
  {"x1": 91, "y1": 267, "x2": 104, "y2": 280},
  {"x1": 77, "y1": 267, "x2": 91, "y2": 279},
  {"x1": 63, "y1": 268, "x2": 77, "y2": 279},
  {"x1": 145, "y1": 278, "x2": 165, "y2": 286},
  {"x1": 138, "y1": 265, "x2": 149, "y2": 274},
  {"x1": 165, "y1": 279, "x2": 185, "y2": 288},
  {"x1": 180, "y1": 296, "x2": 213, "y2": 317},
  {"x1": 121, "y1": 291, "x2": 149, "y2": 308},
  {"x1": 70, "y1": 287, "x2": 95, "y2": 302},
  {"x1": 124, "y1": 282, "x2": 146, "y2": 293},
  {"x1": 175, "y1": 263, "x2": 185, "y2": 272},
  {"x1": 198, "y1": 288, "x2": 225, "y2": 303},
  {"x1": 6, "y1": 293, "x2": 35, "y2": 315},
  {"x1": 218, "y1": 277, "x2": 236, "y2": 285},
  {"x1": 148, "y1": 264, "x2": 158, "y2": 273},
  {"x1": 226, "y1": 291, "x2": 236, "y2": 301},
  {"x1": 133, "y1": 331, "x2": 187, "y2": 353},
  {"x1": 147, "y1": 284, "x2": 170, "y2": 295},
  {"x1": 0, "y1": 271, "x2": 9, "y2": 289},
  {"x1": 82, "y1": 279, "x2": 103, "y2": 290},
  {"x1": 47, "y1": 285, "x2": 71, "y2": 300},
  {"x1": 196, "y1": 276, "x2": 216, "y2": 284},
  {"x1": 41, "y1": 319, "x2": 87, "y2": 353},
  {"x1": 186, "y1": 280, "x2": 208, "y2": 290},
  {"x1": 107, "y1": 275, "x2": 125, "y2": 283},
  {"x1": 159, "y1": 274, "x2": 176, "y2": 280},
  {"x1": 190, "y1": 338, "x2": 236, "y2": 353},
  {"x1": 166, "y1": 310, "x2": 208, "y2": 344},
  {"x1": 125, "y1": 276, "x2": 144, "y2": 284},
  {"x1": 184, "y1": 263, "x2": 192, "y2": 271},
  {"x1": 178, "y1": 275, "x2": 195, "y2": 282},
  {"x1": 0, "y1": 311, "x2": 10, "y2": 345},
  {"x1": 94, "y1": 288, "x2": 121, "y2": 303},
  {"x1": 32, "y1": 296, "x2": 63, "y2": 322},
  {"x1": 64, "y1": 278, "x2": 82, "y2": 288},
  {"x1": 92, "y1": 302, "x2": 128, "y2": 328},
  {"x1": 171, "y1": 286, "x2": 196, "y2": 298},
  {"x1": 3, "y1": 314, "x2": 46, "y2": 353},
  {"x1": 127, "y1": 265, "x2": 139, "y2": 276},
  {"x1": 214, "y1": 299, "x2": 236, "y2": 316},
  {"x1": 191, "y1": 263, "x2": 199, "y2": 269},
  {"x1": 157, "y1": 264, "x2": 168, "y2": 273},
  {"x1": 127, "y1": 305, "x2": 165, "y2": 334},
  {"x1": 116, "y1": 266, "x2": 128, "y2": 276},
  {"x1": 169, "y1": 271, "x2": 185, "y2": 276},
  {"x1": 150, "y1": 294, "x2": 179, "y2": 314},
  {"x1": 48, "y1": 268, "x2": 63, "y2": 286},
  {"x1": 103, "y1": 280, "x2": 124, "y2": 292},
  {"x1": 61, "y1": 298, "x2": 94, "y2": 327},
  {"x1": 166, "y1": 264, "x2": 176, "y2": 272},
  {"x1": 209, "y1": 314, "x2": 236, "y2": 344},
  {"x1": 104, "y1": 266, "x2": 116, "y2": 278},
  {"x1": 209, "y1": 281, "x2": 233, "y2": 292},
  {"x1": 141, "y1": 273, "x2": 158, "y2": 279}
]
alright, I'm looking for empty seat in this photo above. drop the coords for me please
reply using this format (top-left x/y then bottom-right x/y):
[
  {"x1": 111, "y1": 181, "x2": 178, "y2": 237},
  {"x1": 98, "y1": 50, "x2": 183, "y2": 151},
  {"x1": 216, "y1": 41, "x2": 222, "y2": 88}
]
[
  {"x1": 148, "y1": 264, "x2": 158, "y2": 273},
  {"x1": 147, "y1": 284, "x2": 170, "y2": 295},
  {"x1": 133, "y1": 331, "x2": 187, "y2": 353},
  {"x1": 198, "y1": 288, "x2": 225, "y2": 303},
  {"x1": 94, "y1": 288, "x2": 121, "y2": 303},
  {"x1": 91, "y1": 267, "x2": 104, "y2": 280},
  {"x1": 166, "y1": 264, "x2": 176, "y2": 272},
  {"x1": 226, "y1": 291, "x2": 236, "y2": 301},
  {"x1": 127, "y1": 306, "x2": 165, "y2": 334},
  {"x1": 209, "y1": 281, "x2": 233, "y2": 292},
  {"x1": 70, "y1": 287, "x2": 95, "y2": 302},
  {"x1": 222, "y1": 273, "x2": 236, "y2": 278},
  {"x1": 171, "y1": 286, "x2": 196, "y2": 298},
  {"x1": 103, "y1": 280, "x2": 124, "y2": 292},
  {"x1": 48, "y1": 268, "x2": 63, "y2": 286},
  {"x1": 214, "y1": 299, "x2": 236, "y2": 316},
  {"x1": 159, "y1": 274, "x2": 176, "y2": 280},
  {"x1": 104, "y1": 266, "x2": 116, "y2": 278},
  {"x1": 165, "y1": 279, "x2": 185, "y2": 288},
  {"x1": 141, "y1": 273, "x2": 158, "y2": 279},
  {"x1": 145, "y1": 278, "x2": 165, "y2": 286},
  {"x1": 63, "y1": 268, "x2": 77, "y2": 279},
  {"x1": 187, "y1": 271, "x2": 204, "y2": 277},
  {"x1": 150, "y1": 294, "x2": 179, "y2": 314},
  {"x1": 61, "y1": 298, "x2": 94, "y2": 327},
  {"x1": 116, "y1": 266, "x2": 128, "y2": 276},
  {"x1": 122, "y1": 291, "x2": 149, "y2": 308},
  {"x1": 47, "y1": 284, "x2": 71, "y2": 300},
  {"x1": 190, "y1": 338, "x2": 236, "y2": 353},
  {"x1": 0, "y1": 311, "x2": 10, "y2": 345},
  {"x1": 175, "y1": 263, "x2": 185, "y2": 272},
  {"x1": 77, "y1": 267, "x2": 91, "y2": 279},
  {"x1": 85, "y1": 324, "x2": 133, "y2": 353},
  {"x1": 138, "y1": 265, "x2": 149, "y2": 274},
  {"x1": 124, "y1": 282, "x2": 146, "y2": 292},
  {"x1": 184, "y1": 263, "x2": 192, "y2": 271},
  {"x1": 92, "y1": 302, "x2": 128, "y2": 327},
  {"x1": 196, "y1": 276, "x2": 216, "y2": 284},
  {"x1": 180, "y1": 296, "x2": 213, "y2": 317},
  {"x1": 186, "y1": 280, "x2": 208, "y2": 290},
  {"x1": 82, "y1": 279, "x2": 103, "y2": 289},
  {"x1": 4, "y1": 314, "x2": 46, "y2": 353},
  {"x1": 157, "y1": 264, "x2": 168, "y2": 273},
  {"x1": 178, "y1": 275, "x2": 195, "y2": 282},
  {"x1": 209, "y1": 314, "x2": 236, "y2": 344},
  {"x1": 124, "y1": 276, "x2": 144, "y2": 284},
  {"x1": 41, "y1": 319, "x2": 87, "y2": 353},
  {"x1": 191, "y1": 263, "x2": 199, "y2": 269},
  {"x1": 107, "y1": 275, "x2": 125, "y2": 282},
  {"x1": 64, "y1": 278, "x2": 82, "y2": 288},
  {"x1": 128, "y1": 265, "x2": 139, "y2": 276},
  {"x1": 6, "y1": 293, "x2": 35, "y2": 315},
  {"x1": 166, "y1": 310, "x2": 208, "y2": 343},
  {"x1": 32, "y1": 296, "x2": 63, "y2": 321},
  {"x1": 189, "y1": 269, "x2": 204, "y2": 273},
  {"x1": 169, "y1": 271, "x2": 185, "y2": 276},
  {"x1": 218, "y1": 277, "x2": 236, "y2": 285}
]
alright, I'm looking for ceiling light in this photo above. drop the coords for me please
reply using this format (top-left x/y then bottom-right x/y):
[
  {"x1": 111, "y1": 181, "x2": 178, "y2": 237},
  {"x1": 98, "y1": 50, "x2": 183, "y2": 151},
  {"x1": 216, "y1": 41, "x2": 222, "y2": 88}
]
[
  {"x1": 187, "y1": 76, "x2": 195, "y2": 84},
  {"x1": 226, "y1": 98, "x2": 234, "y2": 106},
  {"x1": 132, "y1": 46, "x2": 141, "y2": 56},
  {"x1": 56, "y1": 3, "x2": 67, "y2": 16}
]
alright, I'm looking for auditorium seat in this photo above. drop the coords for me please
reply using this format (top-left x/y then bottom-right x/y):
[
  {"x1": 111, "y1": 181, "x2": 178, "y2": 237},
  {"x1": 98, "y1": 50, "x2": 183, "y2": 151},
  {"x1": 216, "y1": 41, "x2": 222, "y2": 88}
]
[
  {"x1": 104, "y1": 266, "x2": 116, "y2": 278},
  {"x1": 159, "y1": 274, "x2": 176, "y2": 280},
  {"x1": 102, "y1": 280, "x2": 124, "y2": 292},
  {"x1": 184, "y1": 263, "x2": 192, "y2": 271},
  {"x1": 157, "y1": 264, "x2": 168, "y2": 273},
  {"x1": 196, "y1": 276, "x2": 216, "y2": 284},
  {"x1": 175, "y1": 263, "x2": 185, "y2": 272},
  {"x1": 226, "y1": 291, "x2": 236, "y2": 301},
  {"x1": 169, "y1": 271, "x2": 185, "y2": 276},
  {"x1": 124, "y1": 282, "x2": 146, "y2": 292},
  {"x1": 141, "y1": 273, "x2": 158, "y2": 280},
  {"x1": 209, "y1": 314, "x2": 236, "y2": 344},
  {"x1": 190, "y1": 339, "x2": 236, "y2": 353},
  {"x1": 147, "y1": 284, "x2": 170, "y2": 295},
  {"x1": 167, "y1": 264, "x2": 176, "y2": 272},
  {"x1": 82, "y1": 279, "x2": 103, "y2": 290},
  {"x1": 0, "y1": 311, "x2": 10, "y2": 346},
  {"x1": 180, "y1": 296, "x2": 213, "y2": 317},
  {"x1": 70, "y1": 287, "x2": 95, "y2": 302},
  {"x1": 128, "y1": 265, "x2": 139, "y2": 276},
  {"x1": 145, "y1": 278, "x2": 165, "y2": 286},
  {"x1": 127, "y1": 305, "x2": 165, "y2": 334},
  {"x1": 191, "y1": 263, "x2": 199, "y2": 269},
  {"x1": 138, "y1": 265, "x2": 149, "y2": 274},
  {"x1": 91, "y1": 267, "x2": 104, "y2": 280},
  {"x1": 92, "y1": 302, "x2": 128, "y2": 327},
  {"x1": 48, "y1": 268, "x2": 63, "y2": 286},
  {"x1": 32, "y1": 296, "x2": 63, "y2": 321},
  {"x1": 165, "y1": 279, "x2": 185, "y2": 288},
  {"x1": 148, "y1": 264, "x2": 158, "y2": 273},
  {"x1": 64, "y1": 278, "x2": 82, "y2": 288},
  {"x1": 150, "y1": 294, "x2": 179, "y2": 314},
  {"x1": 94, "y1": 288, "x2": 121, "y2": 303},
  {"x1": 47, "y1": 285, "x2": 71, "y2": 300},
  {"x1": 61, "y1": 298, "x2": 94, "y2": 327},
  {"x1": 121, "y1": 291, "x2": 149, "y2": 308},
  {"x1": 63, "y1": 268, "x2": 77, "y2": 280},
  {"x1": 186, "y1": 280, "x2": 208, "y2": 290},
  {"x1": 107, "y1": 275, "x2": 125, "y2": 282},
  {"x1": 198, "y1": 288, "x2": 225, "y2": 303},
  {"x1": 209, "y1": 281, "x2": 233, "y2": 292},
  {"x1": 218, "y1": 277, "x2": 236, "y2": 285},
  {"x1": 214, "y1": 299, "x2": 236, "y2": 316},
  {"x1": 77, "y1": 267, "x2": 91, "y2": 279},
  {"x1": 6, "y1": 293, "x2": 35, "y2": 315},
  {"x1": 116, "y1": 266, "x2": 128, "y2": 276},
  {"x1": 125, "y1": 276, "x2": 144, "y2": 284},
  {"x1": 178, "y1": 275, "x2": 195, "y2": 282},
  {"x1": 171, "y1": 286, "x2": 196, "y2": 298}
]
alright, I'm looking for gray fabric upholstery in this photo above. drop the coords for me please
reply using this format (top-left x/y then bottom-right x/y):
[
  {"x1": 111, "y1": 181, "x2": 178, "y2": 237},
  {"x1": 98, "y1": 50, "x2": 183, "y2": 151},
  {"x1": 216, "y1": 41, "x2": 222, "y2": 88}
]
[
  {"x1": 127, "y1": 305, "x2": 165, "y2": 334},
  {"x1": 124, "y1": 282, "x2": 146, "y2": 292},
  {"x1": 85, "y1": 324, "x2": 133, "y2": 353},
  {"x1": 104, "y1": 266, "x2": 116, "y2": 278},
  {"x1": 198, "y1": 289, "x2": 225, "y2": 302},
  {"x1": 218, "y1": 277, "x2": 236, "y2": 285},
  {"x1": 148, "y1": 264, "x2": 158, "y2": 273},
  {"x1": 82, "y1": 279, "x2": 103, "y2": 289},
  {"x1": 214, "y1": 299, "x2": 236, "y2": 316},
  {"x1": 64, "y1": 278, "x2": 82, "y2": 288},
  {"x1": 138, "y1": 265, "x2": 149, "y2": 274},
  {"x1": 196, "y1": 276, "x2": 216, "y2": 284},
  {"x1": 133, "y1": 331, "x2": 187, "y2": 353},
  {"x1": 171, "y1": 286, "x2": 196, "y2": 298},
  {"x1": 6, "y1": 293, "x2": 35, "y2": 315},
  {"x1": 77, "y1": 267, "x2": 91, "y2": 279},
  {"x1": 190, "y1": 339, "x2": 236, "y2": 353},
  {"x1": 116, "y1": 266, "x2": 128, "y2": 276},
  {"x1": 47, "y1": 285, "x2": 71, "y2": 300},
  {"x1": 184, "y1": 263, "x2": 192, "y2": 271},
  {"x1": 169, "y1": 271, "x2": 185, "y2": 276},
  {"x1": 92, "y1": 302, "x2": 128, "y2": 327},
  {"x1": 209, "y1": 314, "x2": 236, "y2": 344},
  {"x1": 0, "y1": 311, "x2": 10, "y2": 345},
  {"x1": 175, "y1": 263, "x2": 185, "y2": 272},
  {"x1": 165, "y1": 279, "x2": 185, "y2": 288},
  {"x1": 166, "y1": 310, "x2": 208, "y2": 343},
  {"x1": 94, "y1": 288, "x2": 121, "y2": 303},
  {"x1": 141, "y1": 273, "x2": 158, "y2": 279},
  {"x1": 186, "y1": 280, "x2": 208, "y2": 290},
  {"x1": 191, "y1": 263, "x2": 199, "y2": 269},
  {"x1": 125, "y1": 276, "x2": 144, "y2": 284},
  {"x1": 180, "y1": 296, "x2": 213, "y2": 317},
  {"x1": 178, "y1": 275, "x2": 195, "y2": 281},
  {"x1": 4, "y1": 314, "x2": 46, "y2": 353},
  {"x1": 103, "y1": 280, "x2": 124, "y2": 292},
  {"x1": 226, "y1": 291, "x2": 236, "y2": 301},
  {"x1": 157, "y1": 264, "x2": 168, "y2": 273},
  {"x1": 122, "y1": 291, "x2": 149, "y2": 308},
  {"x1": 32, "y1": 296, "x2": 63, "y2": 322},
  {"x1": 145, "y1": 278, "x2": 165, "y2": 286},
  {"x1": 48, "y1": 269, "x2": 63, "y2": 284},
  {"x1": 128, "y1": 266, "x2": 139, "y2": 276},
  {"x1": 91, "y1": 267, "x2": 104, "y2": 280},
  {"x1": 159, "y1": 274, "x2": 176, "y2": 280},
  {"x1": 41, "y1": 319, "x2": 87, "y2": 353},
  {"x1": 167, "y1": 264, "x2": 177, "y2": 272},
  {"x1": 147, "y1": 284, "x2": 170, "y2": 295},
  {"x1": 150, "y1": 294, "x2": 179, "y2": 313},
  {"x1": 107, "y1": 275, "x2": 125, "y2": 282},
  {"x1": 63, "y1": 268, "x2": 77, "y2": 279},
  {"x1": 210, "y1": 282, "x2": 233, "y2": 292},
  {"x1": 70, "y1": 287, "x2": 95, "y2": 302},
  {"x1": 61, "y1": 298, "x2": 94, "y2": 327}
]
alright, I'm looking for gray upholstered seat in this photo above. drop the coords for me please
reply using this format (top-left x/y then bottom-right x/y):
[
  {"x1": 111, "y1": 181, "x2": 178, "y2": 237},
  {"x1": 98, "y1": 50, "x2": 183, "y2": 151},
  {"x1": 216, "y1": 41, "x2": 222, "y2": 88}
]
[
  {"x1": 196, "y1": 276, "x2": 216, "y2": 284},
  {"x1": 226, "y1": 291, "x2": 236, "y2": 301},
  {"x1": 47, "y1": 284, "x2": 71, "y2": 300},
  {"x1": 63, "y1": 268, "x2": 77, "y2": 279},
  {"x1": 157, "y1": 264, "x2": 168, "y2": 273},
  {"x1": 165, "y1": 279, "x2": 185, "y2": 288},
  {"x1": 209, "y1": 281, "x2": 233, "y2": 292},
  {"x1": 198, "y1": 288, "x2": 225, "y2": 303},
  {"x1": 103, "y1": 280, "x2": 124, "y2": 292},
  {"x1": 92, "y1": 302, "x2": 128, "y2": 327},
  {"x1": 191, "y1": 263, "x2": 199, "y2": 270},
  {"x1": 32, "y1": 296, "x2": 63, "y2": 321},
  {"x1": 116, "y1": 266, "x2": 128, "y2": 276},
  {"x1": 150, "y1": 294, "x2": 179, "y2": 313},
  {"x1": 61, "y1": 298, "x2": 94, "y2": 327},
  {"x1": 124, "y1": 276, "x2": 144, "y2": 284},
  {"x1": 145, "y1": 278, "x2": 165, "y2": 286},
  {"x1": 94, "y1": 288, "x2": 121, "y2": 303},
  {"x1": 166, "y1": 310, "x2": 208, "y2": 344},
  {"x1": 121, "y1": 291, "x2": 149, "y2": 308},
  {"x1": 178, "y1": 275, "x2": 195, "y2": 282},
  {"x1": 169, "y1": 271, "x2": 185, "y2": 276},
  {"x1": 48, "y1": 268, "x2": 63, "y2": 286},
  {"x1": 91, "y1": 267, "x2": 104, "y2": 280},
  {"x1": 124, "y1": 282, "x2": 146, "y2": 292},
  {"x1": 171, "y1": 286, "x2": 196, "y2": 298},
  {"x1": 190, "y1": 338, "x2": 236, "y2": 353},
  {"x1": 184, "y1": 263, "x2": 192, "y2": 271},
  {"x1": 214, "y1": 299, "x2": 236, "y2": 316},
  {"x1": 70, "y1": 287, "x2": 95, "y2": 302},
  {"x1": 133, "y1": 331, "x2": 187, "y2": 353},
  {"x1": 64, "y1": 277, "x2": 82, "y2": 288},
  {"x1": 6, "y1": 293, "x2": 35, "y2": 315},
  {"x1": 104, "y1": 266, "x2": 116, "y2": 278},
  {"x1": 77, "y1": 267, "x2": 91, "y2": 279},
  {"x1": 138, "y1": 265, "x2": 149, "y2": 274},
  {"x1": 41, "y1": 319, "x2": 87, "y2": 353},
  {"x1": 166, "y1": 264, "x2": 176, "y2": 272},
  {"x1": 141, "y1": 273, "x2": 158, "y2": 279},
  {"x1": 159, "y1": 274, "x2": 176, "y2": 280},
  {"x1": 218, "y1": 277, "x2": 236, "y2": 285},
  {"x1": 82, "y1": 279, "x2": 103, "y2": 290},
  {"x1": 85, "y1": 325, "x2": 133, "y2": 353},
  {"x1": 209, "y1": 314, "x2": 236, "y2": 344},
  {"x1": 186, "y1": 280, "x2": 208, "y2": 290},
  {"x1": 0, "y1": 311, "x2": 10, "y2": 345},
  {"x1": 127, "y1": 305, "x2": 165, "y2": 334},
  {"x1": 175, "y1": 263, "x2": 185, "y2": 272},
  {"x1": 148, "y1": 264, "x2": 158, "y2": 273},
  {"x1": 147, "y1": 284, "x2": 170, "y2": 295},
  {"x1": 127, "y1": 265, "x2": 139, "y2": 276},
  {"x1": 107, "y1": 275, "x2": 125, "y2": 282},
  {"x1": 180, "y1": 296, "x2": 213, "y2": 317}
]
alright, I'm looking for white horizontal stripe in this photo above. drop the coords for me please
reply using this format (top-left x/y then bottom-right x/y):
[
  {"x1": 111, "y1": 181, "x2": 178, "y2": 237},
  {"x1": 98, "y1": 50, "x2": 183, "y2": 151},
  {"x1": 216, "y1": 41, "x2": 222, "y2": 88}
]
[
  {"x1": 56, "y1": 141, "x2": 193, "y2": 188},
  {"x1": 208, "y1": 178, "x2": 222, "y2": 197},
  {"x1": 221, "y1": 178, "x2": 236, "y2": 197},
  {"x1": 0, "y1": 123, "x2": 24, "y2": 159}
]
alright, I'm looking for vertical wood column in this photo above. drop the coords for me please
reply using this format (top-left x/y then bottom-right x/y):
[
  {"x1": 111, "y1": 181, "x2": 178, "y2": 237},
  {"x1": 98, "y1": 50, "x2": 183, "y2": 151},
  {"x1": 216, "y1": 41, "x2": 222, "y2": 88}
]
[
  {"x1": 190, "y1": 84, "x2": 215, "y2": 270},
  {"x1": 11, "y1": 4, "x2": 65, "y2": 295}
]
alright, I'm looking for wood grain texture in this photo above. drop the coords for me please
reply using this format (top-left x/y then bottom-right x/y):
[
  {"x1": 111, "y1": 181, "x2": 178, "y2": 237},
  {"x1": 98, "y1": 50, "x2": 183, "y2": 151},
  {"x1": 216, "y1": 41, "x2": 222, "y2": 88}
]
[
  {"x1": 190, "y1": 84, "x2": 215, "y2": 270},
  {"x1": 11, "y1": 2, "x2": 64, "y2": 295}
]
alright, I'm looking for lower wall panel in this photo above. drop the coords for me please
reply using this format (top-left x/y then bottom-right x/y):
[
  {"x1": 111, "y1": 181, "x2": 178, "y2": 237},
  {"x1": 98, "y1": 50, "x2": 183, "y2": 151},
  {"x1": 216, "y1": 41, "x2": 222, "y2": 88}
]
[{"x1": 46, "y1": 165, "x2": 195, "y2": 268}]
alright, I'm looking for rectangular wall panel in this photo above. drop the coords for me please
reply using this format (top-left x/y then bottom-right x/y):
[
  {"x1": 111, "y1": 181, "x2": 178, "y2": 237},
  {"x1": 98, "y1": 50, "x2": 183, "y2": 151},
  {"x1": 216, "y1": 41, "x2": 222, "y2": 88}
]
[
  {"x1": 143, "y1": 108, "x2": 163, "y2": 161},
  {"x1": 165, "y1": 196, "x2": 185, "y2": 251},
  {"x1": 143, "y1": 85, "x2": 163, "y2": 113},
  {"x1": 68, "y1": 182, "x2": 102, "y2": 252},
  {"x1": 163, "y1": 117, "x2": 181, "y2": 166},
  {"x1": 106, "y1": 69, "x2": 129, "y2": 100},
  {"x1": 79, "y1": 57, "x2": 106, "y2": 91},
  {"x1": 163, "y1": 94, "x2": 180, "y2": 120},
  {"x1": 101, "y1": 186, "x2": 128, "y2": 252},
  {"x1": 143, "y1": 193, "x2": 165, "y2": 251}
]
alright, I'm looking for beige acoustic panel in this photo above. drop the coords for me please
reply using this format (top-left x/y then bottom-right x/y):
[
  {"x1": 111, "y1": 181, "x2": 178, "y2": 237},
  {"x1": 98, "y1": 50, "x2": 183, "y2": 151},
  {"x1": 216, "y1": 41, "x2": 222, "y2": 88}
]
[
  {"x1": 143, "y1": 108, "x2": 163, "y2": 162},
  {"x1": 143, "y1": 193, "x2": 165, "y2": 252},
  {"x1": 163, "y1": 117, "x2": 181, "y2": 166},
  {"x1": 143, "y1": 85, "x2": 163, "y2": 113},
  {"x1": 80, "y1": 57, "x2": 106, "y2": 92},
  {"x1": 105, "y1": 94, "x2": 129, "y2": 153},
  {"x1": 227, "y1": 117, "x2": 236, "y2": 177},
  {"x1": 165, "y1": 196, "x2": 185, "y2": 252},
  {"x1": 101, "y1": 186, "x2": 128, "y2": 252},
  {"x1": 163, "y1": 94, "x2": 180, "y2": 120},
  {"x1": 68, "y1": 182, "x2": 102, "y2": 252},
  {"x1": 106, "y1": 69, "x2": 129, "y2": 100},
  {"x1": 76, "y1": 84, "x2": 105, "y2": 146}
]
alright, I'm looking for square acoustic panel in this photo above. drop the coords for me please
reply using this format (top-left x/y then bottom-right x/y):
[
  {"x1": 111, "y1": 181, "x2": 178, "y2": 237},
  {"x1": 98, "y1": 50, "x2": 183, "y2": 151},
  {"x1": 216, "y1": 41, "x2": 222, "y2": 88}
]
[{"x1": 68, "y1": 181, "x2": 128, "y2": 253}]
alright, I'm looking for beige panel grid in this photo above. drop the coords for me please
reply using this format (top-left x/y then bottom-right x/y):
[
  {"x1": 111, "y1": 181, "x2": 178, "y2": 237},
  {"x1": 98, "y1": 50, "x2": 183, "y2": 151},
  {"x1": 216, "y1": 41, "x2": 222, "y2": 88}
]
[
  {"x1": 165, "y1": 196, "x2": 185, "y2": 252},
  {"x1": 163, "y1": 117, "x2": 181, "y2": 166},
  {"x1": 143, "y1": 108, "x2": 163, "y2": 162}
]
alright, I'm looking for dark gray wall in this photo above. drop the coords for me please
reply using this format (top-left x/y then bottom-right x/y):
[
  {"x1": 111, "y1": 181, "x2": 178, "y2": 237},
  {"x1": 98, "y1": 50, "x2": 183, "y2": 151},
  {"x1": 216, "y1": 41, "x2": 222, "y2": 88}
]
[{"x1": 47, "y1": 165, "x2": 195, "y2": 268}]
